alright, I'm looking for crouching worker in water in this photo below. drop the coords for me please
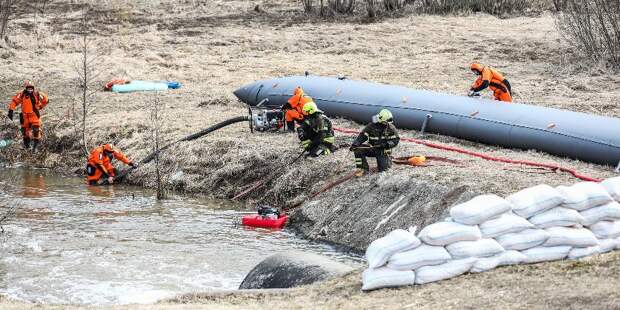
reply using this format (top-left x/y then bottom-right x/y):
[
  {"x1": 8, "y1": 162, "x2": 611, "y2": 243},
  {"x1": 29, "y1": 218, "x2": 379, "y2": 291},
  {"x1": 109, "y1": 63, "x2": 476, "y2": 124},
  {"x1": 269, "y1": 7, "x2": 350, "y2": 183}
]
[
  {"x1": 86, "y1": 144, "x2": 136, "y2": 185},
  {"x1": 297, "y1": 102, "x2": 336, "y2": 157},
  {"x1": 350, "y1": 109, "x2": 400, "y2": 176}
]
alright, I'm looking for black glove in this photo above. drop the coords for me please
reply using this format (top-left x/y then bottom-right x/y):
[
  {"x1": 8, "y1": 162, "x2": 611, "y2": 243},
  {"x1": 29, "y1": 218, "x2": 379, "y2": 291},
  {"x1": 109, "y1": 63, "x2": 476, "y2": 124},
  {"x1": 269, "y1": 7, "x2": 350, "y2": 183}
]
[{"x1": 7, "y1": 110, "x2": 13, "y2": 120}]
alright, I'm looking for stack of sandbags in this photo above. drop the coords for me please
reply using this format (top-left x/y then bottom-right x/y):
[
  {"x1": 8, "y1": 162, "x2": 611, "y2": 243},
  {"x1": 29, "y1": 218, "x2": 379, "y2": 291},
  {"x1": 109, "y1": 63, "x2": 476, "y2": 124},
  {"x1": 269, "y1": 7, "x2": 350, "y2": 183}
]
[
  {"x1": 362, "y1": 229, "x2": 419, "y2": 290},
  {"x1": 584, "y1": 178, "x2": 620, "y2": 252},
  {"x1": 504, "y1": 184, "x2": 571, "y2": 262},
  {"x1": 362, "y1": 179, "x2": 620, "y2": 291}
]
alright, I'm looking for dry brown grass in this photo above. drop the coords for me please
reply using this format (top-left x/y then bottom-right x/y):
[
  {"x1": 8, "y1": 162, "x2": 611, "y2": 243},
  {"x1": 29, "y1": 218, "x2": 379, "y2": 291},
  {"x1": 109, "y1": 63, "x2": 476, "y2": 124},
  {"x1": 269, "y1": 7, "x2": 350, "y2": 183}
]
[{"x1": 1, "y1": 1, "x2": 620, "y2": 307}]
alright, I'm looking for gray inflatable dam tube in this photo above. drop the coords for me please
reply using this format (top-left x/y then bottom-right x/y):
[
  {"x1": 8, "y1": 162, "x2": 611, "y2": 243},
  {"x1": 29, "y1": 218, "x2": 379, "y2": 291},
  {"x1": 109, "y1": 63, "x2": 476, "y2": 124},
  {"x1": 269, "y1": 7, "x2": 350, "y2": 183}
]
[{"x1": 234, "y1": 75, "x2": 620, "y2": 166}]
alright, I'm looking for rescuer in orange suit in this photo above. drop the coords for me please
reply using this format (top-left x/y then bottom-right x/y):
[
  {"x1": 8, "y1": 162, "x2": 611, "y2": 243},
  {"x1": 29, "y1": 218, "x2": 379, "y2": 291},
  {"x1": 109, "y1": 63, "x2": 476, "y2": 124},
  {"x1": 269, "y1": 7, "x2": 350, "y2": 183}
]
[
  {"x1": 7, "y1": 81, "x2": 49, "y2": 152},
  {"x1": 468, "y1": 63, "x2": 513, "y2": 102},
  {"x1": 86, "y1": 144, "x2": 136, "y2": 185},
  {"x1": 282, "y1": 87, "x2": 314, "y2": 132}
]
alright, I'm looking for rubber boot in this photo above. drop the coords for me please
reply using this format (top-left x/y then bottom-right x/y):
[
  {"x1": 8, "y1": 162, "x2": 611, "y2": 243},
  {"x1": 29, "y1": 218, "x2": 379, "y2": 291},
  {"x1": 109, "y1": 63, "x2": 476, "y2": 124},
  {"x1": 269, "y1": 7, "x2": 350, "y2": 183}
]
[
  {"x1": 23, "y1": 137, "x2": 31, "y2": 150},
  {"x1": 32, "y1": 140, "x2": 39, "y2": 153}
]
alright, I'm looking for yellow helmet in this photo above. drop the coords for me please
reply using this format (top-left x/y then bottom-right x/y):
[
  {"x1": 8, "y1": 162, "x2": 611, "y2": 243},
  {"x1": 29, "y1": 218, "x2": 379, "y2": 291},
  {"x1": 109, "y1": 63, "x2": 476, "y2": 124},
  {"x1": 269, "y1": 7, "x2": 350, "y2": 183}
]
[
  {"x1": 302, "y1": 101, "x2": 320, "y2": 115},
  {"x1": 373, "y1": 109, "x2": 393, "y2": 123}
]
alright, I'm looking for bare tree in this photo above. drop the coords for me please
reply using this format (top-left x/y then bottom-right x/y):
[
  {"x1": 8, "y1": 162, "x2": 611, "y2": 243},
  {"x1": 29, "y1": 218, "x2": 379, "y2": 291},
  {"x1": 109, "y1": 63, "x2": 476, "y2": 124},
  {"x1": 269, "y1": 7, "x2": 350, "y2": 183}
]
[
  {"x1": 556, "y1": 0, "x2": 620, "y2": 69},
  {"x1": 0, "y1": 0, "x2": 16, "y2": 48},
  {"x1": 150, "y1": 96, "x2": 166, "y2": 200},
  {"x1": 73, "y1": 5, "x2": 102, "y2": 155}
]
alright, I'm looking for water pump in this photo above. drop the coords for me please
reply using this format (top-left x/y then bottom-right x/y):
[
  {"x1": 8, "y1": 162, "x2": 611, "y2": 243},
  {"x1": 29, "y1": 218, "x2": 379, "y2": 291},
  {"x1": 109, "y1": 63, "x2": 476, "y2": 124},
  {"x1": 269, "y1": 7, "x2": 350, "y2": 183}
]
[{"x1": 248, "y1": 98, "x2": 285, "y2": 132}]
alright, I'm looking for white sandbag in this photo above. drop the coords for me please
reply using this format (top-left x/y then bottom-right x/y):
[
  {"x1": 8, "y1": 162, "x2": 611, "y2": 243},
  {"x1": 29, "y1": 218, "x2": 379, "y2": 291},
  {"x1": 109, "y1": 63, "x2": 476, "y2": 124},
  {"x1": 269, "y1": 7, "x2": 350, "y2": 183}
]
[
  {"x1": 446, "y1": 239, "x2": 505, "y2": 259},
  {"x1": 521, "y1": 246, "x2": 572, "y2": 263},
  {"x1": 528, "y1": 207, "x2": 585, "y2": 228},
  {"x1": 470, "y1": 256, "x2": 499, "y2": 273},
  {"x1": 557, "y1": 182, "x2": 613, "y2": 211},
  {"x1": 598, "y1": 239, "x2": 616, "y2": 254},
  {"x1": 496, "y1": 250, "x2": 528, "y2": 266},
  {"x1": 450, "y1": 194, "x2": 512, "y2": 225},
  {"x1": 588, "y1": 220, "x2": 620, "y2": 239},
  {"x1": 479, "y1": 212, "x2": 534, "y2": 238},
  {"x1": 366, "y1": 229, "x2": 421, "y2": 268},
  {"x1": 387, "y1": 244, "x2": 451, "y2": 271},
  {"x1": 414, "y1": 258, "x2": 477, "y2": 285},
  {"x1": 362, "y1": 267, "x2": 415, "y2": 291},
  {"x1": 508, "y1": 184, "x2": 565, "y2": 218},
  {"x1": 568, "y1": 246, "x2": 600, "y2": 259},
  {"x1": 471, "y1": 250, "x2": 528, "y2": 272},
  {"x1": 418, "y1": 221, "x2": 482, "y2": 246},
  {"x1": 495, "y1": 229, "x2": 550, "y2": 250},
  {"x1": 580, "y1": 202, "x2": 620, "y2": 226},
  {"x1": 543, "y1": 227, "x2": 599, "y2": 247},
  {"x1": 601, "y1": 177, "x2": 620, "y2": 201}
]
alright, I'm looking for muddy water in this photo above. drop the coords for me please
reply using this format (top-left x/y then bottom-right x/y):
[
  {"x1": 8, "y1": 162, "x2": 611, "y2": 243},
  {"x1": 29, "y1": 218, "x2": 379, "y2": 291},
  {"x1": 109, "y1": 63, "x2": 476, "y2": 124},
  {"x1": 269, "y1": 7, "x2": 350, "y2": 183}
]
[{"x1": 0, "y1": 167, "x2": 362, "y2": 305}]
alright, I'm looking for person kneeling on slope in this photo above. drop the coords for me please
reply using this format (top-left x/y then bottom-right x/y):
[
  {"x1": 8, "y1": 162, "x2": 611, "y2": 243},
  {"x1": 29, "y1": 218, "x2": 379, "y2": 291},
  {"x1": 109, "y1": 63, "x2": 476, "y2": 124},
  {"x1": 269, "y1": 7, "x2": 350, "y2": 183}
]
[
  {"x1": 350, "y1": 109, "x2": 400, "y2": 176},
  {"x1": 468, "y1": 63, "x2": 512, "y2": 103},
  {"x1": 7, "y1": 80, "x2": 49, "y2": 152},
  {"x1": 86, "y1": 144, "x2": 136, "y2": 185},
  {"x1": 282, "y1": 86, "x2": 313, "y2": 132},
  {"x1": 297, "y1": 102, "x2": 336, "y2": 157}
]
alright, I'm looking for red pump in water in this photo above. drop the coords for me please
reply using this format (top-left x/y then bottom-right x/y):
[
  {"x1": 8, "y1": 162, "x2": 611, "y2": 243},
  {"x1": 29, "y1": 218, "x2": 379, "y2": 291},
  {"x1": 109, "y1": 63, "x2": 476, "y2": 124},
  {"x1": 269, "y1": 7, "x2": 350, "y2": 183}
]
[{"x1": 241, "y1": 206, "x2": 288, "y2": 229}]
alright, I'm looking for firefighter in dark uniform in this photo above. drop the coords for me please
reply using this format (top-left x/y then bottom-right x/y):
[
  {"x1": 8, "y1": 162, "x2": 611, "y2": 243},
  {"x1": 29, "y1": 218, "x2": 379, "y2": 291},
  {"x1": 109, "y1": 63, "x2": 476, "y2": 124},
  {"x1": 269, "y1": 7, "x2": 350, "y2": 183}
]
[
  {"x1": 350, "y1": 109, "x2": 400, "y2": 176},
  {"x1": 297, "y1": 102, "x2": 335, "y2": 157}
]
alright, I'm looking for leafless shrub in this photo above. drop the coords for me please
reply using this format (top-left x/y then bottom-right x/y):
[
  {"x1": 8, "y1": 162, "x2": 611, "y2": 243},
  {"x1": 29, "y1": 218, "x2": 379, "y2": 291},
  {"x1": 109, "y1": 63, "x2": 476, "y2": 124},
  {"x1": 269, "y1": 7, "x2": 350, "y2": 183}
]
[
  {"x1": 551, "y1": 0, "x2": 566, "y2": 11},
  {"x1": 365, "y1": 0, "x2": 377, "y2": 19},
  {"x1": 384, "y1": 0, "x2": 405, "y2": 11},
  {"x1": 0, "y1": 0, "x2": 16, "y2": 48},
  {"x1": 302, "y1": 0, "x2": 356, "y2": 15},
  {"x1": 329, "y1": 0, "x2": 356, "y2": 14},
  {"x1": 555, "y1": 0, "x2": 620, "y2": 69},
  {"x1": 0, "y1": 172, "x2": 18, "y2": 234},
  {"x1": 0, "y1": 204, "x2": 15, "y2": 233},
  {"x1": 72, "y1": 5, "x2": 103, "y2": 155},
  {"x1": 301, "y1": 0, "x2": 314, "y2": 12},
  {"x1": 415, "y1": 0, "x2": 537, "y2": 16}
]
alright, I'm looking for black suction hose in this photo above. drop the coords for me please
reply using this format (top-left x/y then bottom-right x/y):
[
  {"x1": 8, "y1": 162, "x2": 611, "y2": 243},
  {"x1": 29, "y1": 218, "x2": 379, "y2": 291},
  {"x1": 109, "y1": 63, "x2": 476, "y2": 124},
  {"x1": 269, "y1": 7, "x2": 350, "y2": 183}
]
[{"x1": 115, "y1": 115, "x2": 249, "y2": 182}]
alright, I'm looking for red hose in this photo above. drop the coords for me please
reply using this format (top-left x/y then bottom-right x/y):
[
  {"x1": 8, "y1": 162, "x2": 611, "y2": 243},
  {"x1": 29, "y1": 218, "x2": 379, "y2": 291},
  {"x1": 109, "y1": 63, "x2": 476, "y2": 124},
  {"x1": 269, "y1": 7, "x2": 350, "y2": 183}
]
[{"x1": 334, "y1": 127, "x2": 602, "y2": 182}]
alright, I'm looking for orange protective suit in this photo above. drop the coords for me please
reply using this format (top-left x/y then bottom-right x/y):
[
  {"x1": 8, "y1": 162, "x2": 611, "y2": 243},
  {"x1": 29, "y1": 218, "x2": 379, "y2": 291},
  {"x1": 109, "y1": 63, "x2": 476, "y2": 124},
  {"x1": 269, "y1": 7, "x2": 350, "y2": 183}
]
[
  {"x1": 284, "y1": 87, "x2": 314, "y2": 123},
  {"x1": 8, "y1": 85, "x2": 49, "y2": 148},
  {"x1": 86, "y1": 144, "x2": 133, "y2": 185},
  {"x1": 470, "y1": 63, "x2": 513, "y2": 102}
]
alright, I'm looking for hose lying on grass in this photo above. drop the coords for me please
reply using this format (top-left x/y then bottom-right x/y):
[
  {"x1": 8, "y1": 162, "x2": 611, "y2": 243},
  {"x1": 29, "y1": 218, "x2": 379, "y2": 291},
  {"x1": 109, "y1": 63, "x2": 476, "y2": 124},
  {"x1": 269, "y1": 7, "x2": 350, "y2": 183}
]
[{"x1": 115, "y1": 115, "x2": 249, "y2": 183}]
